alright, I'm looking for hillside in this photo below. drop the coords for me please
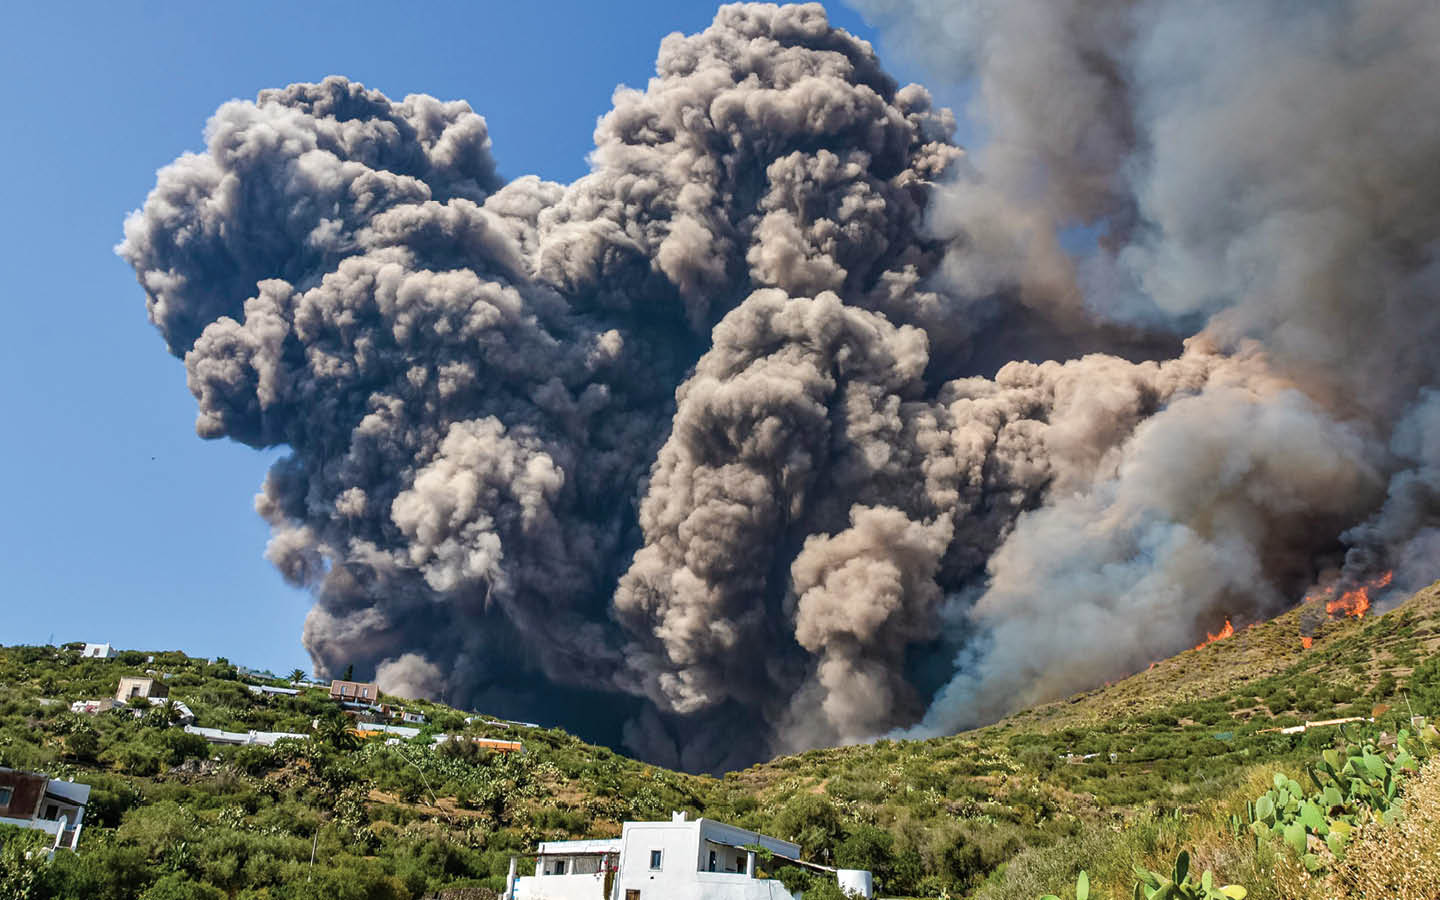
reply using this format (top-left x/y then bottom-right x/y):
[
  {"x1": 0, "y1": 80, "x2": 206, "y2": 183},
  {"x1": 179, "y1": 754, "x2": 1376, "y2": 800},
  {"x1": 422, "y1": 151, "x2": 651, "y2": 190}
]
[{"x1": 3, "y1": 584, "x2": 1440, "y2": 899}]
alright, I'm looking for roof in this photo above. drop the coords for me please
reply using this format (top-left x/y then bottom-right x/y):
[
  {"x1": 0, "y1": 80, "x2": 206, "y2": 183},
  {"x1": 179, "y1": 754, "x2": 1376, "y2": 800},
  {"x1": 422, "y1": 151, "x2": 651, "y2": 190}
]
[
  {"x1": 693, "y1": 819, "x2": 800, "y2": 859},
  {"x1": 184, "y1": 725, "x2": 307, "y2": 745},
  {"x1": 536, "y1": 838, "x2": 622, "y2": 855},
  {"x1": 246, "y1": 684, "x2": 300, "y2": 696},
  {"x1": 44, "y1": 779, "x2": 91, "y2": 806},
  {"x1": 355, "y1": 723, "x2": 420, "y2": 738}
]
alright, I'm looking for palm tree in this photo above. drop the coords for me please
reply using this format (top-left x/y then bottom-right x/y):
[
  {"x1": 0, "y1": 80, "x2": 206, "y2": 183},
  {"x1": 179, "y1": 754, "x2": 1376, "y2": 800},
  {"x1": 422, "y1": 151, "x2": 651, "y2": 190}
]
[
  {"x1": 313, "y1": 715, "x2": 361, "y2": 752},
  {"x1": 289, "y1": 668, "x2": 307, "y2": 685}
]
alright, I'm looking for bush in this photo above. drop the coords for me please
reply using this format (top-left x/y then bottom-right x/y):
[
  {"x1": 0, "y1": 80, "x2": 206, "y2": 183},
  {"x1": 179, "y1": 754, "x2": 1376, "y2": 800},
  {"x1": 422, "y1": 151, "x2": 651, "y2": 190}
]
[
  {"x1": 140, "y1": 873, "x2": 227, "y2": 900},
  {"x1": 1332, "y1": 756, "x2": 1440, "y2": 898},
  {"x1": 0, "y1": 824, "x2": 48, "y2": 900}
]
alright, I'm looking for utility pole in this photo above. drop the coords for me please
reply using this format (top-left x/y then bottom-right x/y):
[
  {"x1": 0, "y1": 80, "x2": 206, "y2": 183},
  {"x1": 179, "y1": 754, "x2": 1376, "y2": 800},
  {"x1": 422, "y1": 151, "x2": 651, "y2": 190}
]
[{"x1": 308, "y1": 828, "x2": 318, "y2": 881}]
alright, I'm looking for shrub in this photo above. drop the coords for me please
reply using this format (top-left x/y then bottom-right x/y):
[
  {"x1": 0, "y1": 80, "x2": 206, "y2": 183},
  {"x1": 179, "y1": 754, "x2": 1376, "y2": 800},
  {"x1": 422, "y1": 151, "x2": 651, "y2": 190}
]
[
  {"x1": 0, "y1": 824, "x2": 48, "y2": 900},
  {"x1": 140, "y1": 873, "x2": 227, "y2": 900},
  {"x1": 1332, "y1": 756, "x2": 1440, "y2": 899}
]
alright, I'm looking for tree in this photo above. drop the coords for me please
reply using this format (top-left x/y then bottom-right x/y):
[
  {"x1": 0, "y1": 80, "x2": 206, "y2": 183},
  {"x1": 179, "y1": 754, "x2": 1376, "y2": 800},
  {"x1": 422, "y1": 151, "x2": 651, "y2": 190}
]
[
  {"x1": 0, "y1": 824, "x2": 48, "y2": 900},
  {"x1": 343, "y1": 664, "x2": 354, "y2": 682},
  {"x1": 145, "y1": 698, "x2": 181, "y2": 727},
  {"x1": 290, "y1": 668, "x2": 308, "y2": 684},
  {"x1": 66, "y1": 721, "x2": 100, "y2": 762},
  {"x1": 314, "y1": 715, "x2": 361, "y2": 752}
]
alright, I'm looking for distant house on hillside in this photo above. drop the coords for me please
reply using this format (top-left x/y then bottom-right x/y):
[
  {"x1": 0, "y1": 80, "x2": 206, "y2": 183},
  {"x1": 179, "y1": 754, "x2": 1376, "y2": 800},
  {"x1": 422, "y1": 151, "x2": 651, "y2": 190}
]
[
  {"x1": 80, "y1": 643, "x2": 114, "y2": 659},
  {"x1": 0, "y1": 767, "x2": 90, "y2": 851},
  {"x1": 185, "y1": 725, "x2": 307, "y2": 746},
  {"x1": 246, "y1": 683, "x2": 300, "y2": 698},
  {"x1": 72, "y1": 694, "x2": 193, "y2": 725},
  {"x1": 467, "y1": 737, "x2": 524, "y2": 754},
  {"x1": 116, "y1": 676, "x2": 168, "y2": 703},
  {"x1": 505, "y1": 812, "x2": 874, "y2": 900},
  {"x1": 329, "y1": 679, "x2": 381, "y2": 707}
]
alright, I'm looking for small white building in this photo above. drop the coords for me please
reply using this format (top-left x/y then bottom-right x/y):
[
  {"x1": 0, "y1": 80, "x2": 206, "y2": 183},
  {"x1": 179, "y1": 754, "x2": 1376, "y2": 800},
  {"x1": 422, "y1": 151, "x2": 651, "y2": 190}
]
[
  {"x1": 80, "y1": 643, "x2": 114, "y2": 659},
  {"x1": 246, "y1": 683, "x2": 301, "y2": 697},
  {"x1": 116, "y1": 676, "x2": 169, "y2": 703},
  {"x1": 184, "y1": 725, "x2": 308, "y2": 746},
  {"x1": 507, "y1": 813, "x2": 873, "y2": 900}
]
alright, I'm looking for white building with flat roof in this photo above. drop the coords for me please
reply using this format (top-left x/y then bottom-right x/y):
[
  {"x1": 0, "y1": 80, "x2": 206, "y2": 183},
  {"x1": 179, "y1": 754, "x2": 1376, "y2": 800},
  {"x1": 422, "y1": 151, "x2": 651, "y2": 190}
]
[{"x1": 507, "y1": 812, "x2": 873, "y2": 900}]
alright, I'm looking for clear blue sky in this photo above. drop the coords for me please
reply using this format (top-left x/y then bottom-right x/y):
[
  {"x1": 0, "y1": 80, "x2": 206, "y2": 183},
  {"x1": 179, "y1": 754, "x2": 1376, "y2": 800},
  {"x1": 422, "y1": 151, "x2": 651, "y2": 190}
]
[{"x1": 0, "y1": 2, "x2": 967, "y2": 675}]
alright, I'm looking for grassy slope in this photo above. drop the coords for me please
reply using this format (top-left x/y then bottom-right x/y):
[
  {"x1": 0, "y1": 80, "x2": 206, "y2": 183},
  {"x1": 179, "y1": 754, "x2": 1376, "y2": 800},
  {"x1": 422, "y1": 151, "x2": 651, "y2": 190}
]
[{"x1": 2, "y1": 583, "x2": 1439, "y2": 898}]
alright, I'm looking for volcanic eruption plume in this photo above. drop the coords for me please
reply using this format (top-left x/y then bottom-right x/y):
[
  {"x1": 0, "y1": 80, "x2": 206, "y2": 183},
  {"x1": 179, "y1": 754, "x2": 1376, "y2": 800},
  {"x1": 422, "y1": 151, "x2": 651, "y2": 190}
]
[{"x1": 120, "y1": 1, "x2": 1440, "y2": 769}]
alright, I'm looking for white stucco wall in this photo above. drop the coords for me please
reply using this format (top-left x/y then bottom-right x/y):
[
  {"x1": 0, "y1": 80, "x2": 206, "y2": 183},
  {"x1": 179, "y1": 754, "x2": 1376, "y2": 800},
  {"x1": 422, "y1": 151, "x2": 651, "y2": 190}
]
[
  {"x1": 614, "y1": 820, "x2": 800, "y2": 900},
  {"x1": 508, "y1": 818, "x2": 861, "y2": 900},
  {"x1": 511, "y1": 871, "x2": 609, "y2": 900}
]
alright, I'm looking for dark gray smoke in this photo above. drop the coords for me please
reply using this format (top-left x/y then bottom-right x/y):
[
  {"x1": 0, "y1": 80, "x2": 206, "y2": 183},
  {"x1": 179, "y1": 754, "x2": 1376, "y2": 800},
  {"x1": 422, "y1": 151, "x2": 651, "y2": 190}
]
[{"x1": 120, "y1": 1, "x2": 1440, "y2": 767}]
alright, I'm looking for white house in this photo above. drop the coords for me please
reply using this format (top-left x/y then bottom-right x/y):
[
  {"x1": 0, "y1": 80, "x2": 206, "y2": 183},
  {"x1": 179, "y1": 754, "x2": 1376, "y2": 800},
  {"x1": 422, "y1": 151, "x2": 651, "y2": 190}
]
[
  {"x1": 0, "y1": 768, "x2": 90, "y2": 851},
  {"x1": 246, "y1": 683, "x2": 301, "y2": 697},
  {"x1": 80, "y1": 643, "x2": 114, "y2": 659},
  {"x1": 184, "y1": 725, "x2": 308, "y2": 746},
  {"x1": 507, "y1": 812, "x2": 874, "y2": 900}
]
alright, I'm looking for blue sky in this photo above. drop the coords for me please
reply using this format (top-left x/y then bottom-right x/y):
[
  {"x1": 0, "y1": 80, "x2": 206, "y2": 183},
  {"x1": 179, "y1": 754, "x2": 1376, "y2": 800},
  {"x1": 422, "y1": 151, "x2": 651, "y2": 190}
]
[{"x1": 0, "y1": 2, "x2": 967, "y2": 676}]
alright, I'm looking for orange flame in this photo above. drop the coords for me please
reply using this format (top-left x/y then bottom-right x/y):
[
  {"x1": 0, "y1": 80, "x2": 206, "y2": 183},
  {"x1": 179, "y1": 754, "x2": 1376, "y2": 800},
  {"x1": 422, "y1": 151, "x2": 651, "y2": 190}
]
[
  {"x1": 1301, "y1": 636, "x2": 1313, "y2": 649},
  {"x1": 1311, "y1": 570, "x2": 1393, "y2": 619},
  {"x1": 1194, "y1": 617, "x2": 1235, "y2": 651}
]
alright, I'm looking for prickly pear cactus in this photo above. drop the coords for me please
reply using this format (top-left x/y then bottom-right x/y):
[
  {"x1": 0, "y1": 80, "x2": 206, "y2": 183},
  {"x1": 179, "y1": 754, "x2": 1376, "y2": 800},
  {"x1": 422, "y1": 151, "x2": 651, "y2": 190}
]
[
  {"x1": 1243, "y1": 722, "x2": 1440, "y2": 871},
  {"x1": 1132, "y1": 850, "x2": 1247, "y2": 900}
]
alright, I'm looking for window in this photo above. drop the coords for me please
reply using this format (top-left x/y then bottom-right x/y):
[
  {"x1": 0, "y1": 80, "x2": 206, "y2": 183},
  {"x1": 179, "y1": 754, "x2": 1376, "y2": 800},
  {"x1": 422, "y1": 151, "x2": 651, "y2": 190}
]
[
  {"x1": 626, "y1": 892, "x2": 641, "y2": 900},
  {"x1": 551, "y1": 860, "x2": 566, "y2": 875},
  {"x1": 0, "y1": 787, "x2": 12, "y2": 807},
  {"x1": 649, "y1": 850, "x2": 663, "y2": 870}
]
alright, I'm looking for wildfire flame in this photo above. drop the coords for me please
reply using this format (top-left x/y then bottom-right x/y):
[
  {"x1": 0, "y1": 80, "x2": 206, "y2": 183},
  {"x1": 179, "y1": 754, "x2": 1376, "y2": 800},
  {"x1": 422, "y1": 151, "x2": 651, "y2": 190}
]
[
  {"x1": 1194, "y1": 617, "x2": 1235, "y2": 651},
  {"x1": 1305, "y1": 570, "x2": 1393, "y2": 619},
  {"x1": 1301, "y1": 636, "x2": 1313, "y2": 649}
]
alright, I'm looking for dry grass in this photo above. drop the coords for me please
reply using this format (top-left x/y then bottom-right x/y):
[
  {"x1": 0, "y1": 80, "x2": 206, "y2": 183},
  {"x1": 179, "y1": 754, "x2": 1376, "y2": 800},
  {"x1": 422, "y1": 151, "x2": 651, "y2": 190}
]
[
  {"x1": 1000, "y1": 580, "x2": 1440, "y2": 735},
  {"x1": 1328, "y1": 756, "x2": 1440, "y2": 900}
]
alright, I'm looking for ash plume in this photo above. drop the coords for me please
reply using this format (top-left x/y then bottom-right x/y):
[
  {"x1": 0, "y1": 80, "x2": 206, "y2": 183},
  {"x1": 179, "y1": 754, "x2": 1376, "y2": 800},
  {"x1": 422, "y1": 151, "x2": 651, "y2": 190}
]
[{"x1": 121, "y1": 1, "x2": 1440, "y2": 767}]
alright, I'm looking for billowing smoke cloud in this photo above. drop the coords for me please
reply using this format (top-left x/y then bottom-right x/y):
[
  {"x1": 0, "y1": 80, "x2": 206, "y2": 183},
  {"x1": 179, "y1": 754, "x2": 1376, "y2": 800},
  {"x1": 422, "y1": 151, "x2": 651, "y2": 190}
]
[
  {"x1": 853, "y1": 0, "x2": 1440, "y2": 734},
  {"x1": 121, "y1": 0, "x2": 1440, "y2": 767}
]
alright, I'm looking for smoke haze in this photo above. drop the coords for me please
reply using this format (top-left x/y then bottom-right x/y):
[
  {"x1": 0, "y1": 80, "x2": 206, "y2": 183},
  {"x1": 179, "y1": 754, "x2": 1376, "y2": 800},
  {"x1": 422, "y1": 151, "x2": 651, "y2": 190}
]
[{"x1": 120, "y1": 1, "x2": 1440, "y2": 769}]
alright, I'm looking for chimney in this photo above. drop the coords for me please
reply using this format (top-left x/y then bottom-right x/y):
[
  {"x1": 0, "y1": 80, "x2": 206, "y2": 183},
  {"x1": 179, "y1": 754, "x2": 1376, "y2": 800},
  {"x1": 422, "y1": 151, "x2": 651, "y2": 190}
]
[{"x1": 671, "y1": 811, "x2": 687, "y2": 822}]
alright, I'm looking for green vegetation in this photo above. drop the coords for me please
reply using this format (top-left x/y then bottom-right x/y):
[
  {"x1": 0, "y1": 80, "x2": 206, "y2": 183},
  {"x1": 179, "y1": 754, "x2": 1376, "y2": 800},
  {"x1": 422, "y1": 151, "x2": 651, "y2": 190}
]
[
  {"x1": 1132, "y1": 851, "x2": 1246, "y2": 900},
  {"x1": 1, "y1": 582, "x2": 1439, "y2": 898}
]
